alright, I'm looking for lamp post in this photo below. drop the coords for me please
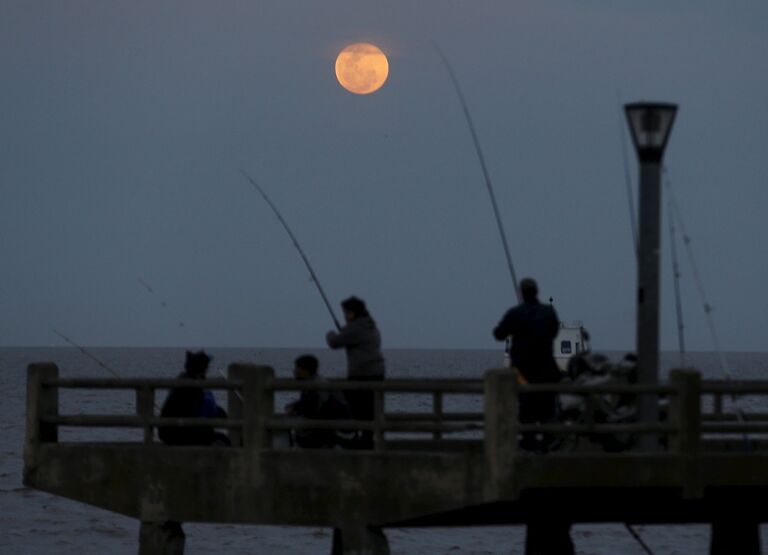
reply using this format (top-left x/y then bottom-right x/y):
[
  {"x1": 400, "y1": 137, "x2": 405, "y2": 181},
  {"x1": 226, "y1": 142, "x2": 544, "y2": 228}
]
[{"x1": 624, "y1": 102, "x2": 678, "y2": 449}]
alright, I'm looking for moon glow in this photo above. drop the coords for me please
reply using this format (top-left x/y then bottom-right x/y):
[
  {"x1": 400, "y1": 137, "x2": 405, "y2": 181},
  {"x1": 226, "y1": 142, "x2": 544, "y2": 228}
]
[{"x1": 335, "y1": 43, "x2": 389, "y2": 95}]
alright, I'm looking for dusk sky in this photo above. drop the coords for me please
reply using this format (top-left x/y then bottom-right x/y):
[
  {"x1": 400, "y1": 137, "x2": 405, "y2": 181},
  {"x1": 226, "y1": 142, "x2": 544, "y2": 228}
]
[{"x1": 1, "y1": 1, "x2": 766, "y2": 351}]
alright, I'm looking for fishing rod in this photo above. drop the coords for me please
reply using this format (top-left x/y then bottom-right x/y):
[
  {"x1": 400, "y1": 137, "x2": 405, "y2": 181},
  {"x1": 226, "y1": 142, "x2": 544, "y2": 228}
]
[
  {"x1": 433, "y1": 43, "x2": 521, "y2": 302},
  {"x1": 0, "y1": 285, "x2": 122, "y2": 381},
  {"x1": 52, "y1": 328, "x2": 122, "y2": 379},
  {"x1": 435, "y1": 59, "x2": 655, "y2": 552},
  {"x1": 239, "y1": 169, "x2": 341, "y2": 330}
]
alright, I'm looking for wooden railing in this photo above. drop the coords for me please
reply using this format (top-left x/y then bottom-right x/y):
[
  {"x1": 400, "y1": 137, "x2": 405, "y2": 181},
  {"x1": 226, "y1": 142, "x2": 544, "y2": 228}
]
[{"x1": 25, "y1": 363, "x2": 768, "y2": 457}]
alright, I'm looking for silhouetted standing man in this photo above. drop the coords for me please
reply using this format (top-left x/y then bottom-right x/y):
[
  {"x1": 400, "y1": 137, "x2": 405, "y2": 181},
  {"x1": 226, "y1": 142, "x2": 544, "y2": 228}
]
[
  {"x1": 494, "y1": 277, "x2": 562, "y2": 439},
  {"x1": 493, "y1": 277, "x2": 573, "y2": 555}
]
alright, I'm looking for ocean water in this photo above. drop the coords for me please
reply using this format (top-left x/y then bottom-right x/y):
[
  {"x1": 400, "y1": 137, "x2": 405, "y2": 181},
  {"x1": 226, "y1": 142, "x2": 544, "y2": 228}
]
[{"x1": 2, "y1": 347, "x2": 768, "y2": 554}]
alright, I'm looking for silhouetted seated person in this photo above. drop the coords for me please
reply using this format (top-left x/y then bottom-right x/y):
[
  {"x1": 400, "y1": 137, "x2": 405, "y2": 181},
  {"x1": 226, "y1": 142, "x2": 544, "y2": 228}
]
[
  {"x1": 285, "y1": 354, "x2": 352, "y2": 449},
  {"x1": 158, "y1": 350, "x2": 230, "y2": 446}
]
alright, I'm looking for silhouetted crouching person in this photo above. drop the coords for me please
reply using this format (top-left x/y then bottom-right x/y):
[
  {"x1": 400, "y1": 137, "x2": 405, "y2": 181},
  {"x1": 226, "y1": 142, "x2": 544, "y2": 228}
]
[
  {"x1": 326, "y1": 296, "x2": 385, "y2": 449},
  {"x1": 493, "y1": 278, "x2": 574, "y2": 555},
  {"x1": 286, "y1": 354, "x2": 352, "y2": 448},
  {"x1": 158, "y1": 350, "x2": 230, "y2": 446}
]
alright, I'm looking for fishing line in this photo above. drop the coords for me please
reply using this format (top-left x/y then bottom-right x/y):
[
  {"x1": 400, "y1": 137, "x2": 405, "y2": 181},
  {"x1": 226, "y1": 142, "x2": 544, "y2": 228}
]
[
  {"x1": 666, "y1": 193, "x2": 686, "y2": 368},
  {"x1": 136, "y1": 277, "x2": 241, "y2": 400},
  {"x1": 433, "y1": 43, "x2": 520, "y2": 302},
  {"x1": 137, "y1": 277, "x2": 185, "y2": 328},
  {"x1": 664, "y1": 172, "x2": 729, "y2": 377},
  {"x1": 664, "y1": 171, "x2": 750, "y2": 448},
  {"x1": 240, "y1": 169, "x2": 341, "y2": 330}
]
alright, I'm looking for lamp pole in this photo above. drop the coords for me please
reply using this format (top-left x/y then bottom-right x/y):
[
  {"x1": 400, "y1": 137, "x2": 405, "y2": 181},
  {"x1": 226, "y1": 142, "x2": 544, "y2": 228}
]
[{"x1": 624, "y1": 102, "x2": 678, "y2": 449}]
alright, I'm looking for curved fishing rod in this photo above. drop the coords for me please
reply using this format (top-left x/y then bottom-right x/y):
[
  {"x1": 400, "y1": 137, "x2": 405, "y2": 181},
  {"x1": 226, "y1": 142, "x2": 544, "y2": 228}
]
[
  {"x1": 239, "y1": 169, "x2": 341, "y2": 330},
  {"x1": 54, "y1": 329, "x2": 166, "y2": 410},
  {"x1": 435, "y1": 55, "x2": 652, "y2": 552},
  {"x1": 0, "y1": 279, "x2": 124, "y2": 381},
  {"x1": 433, "y1": 43, "x2": 520, "y2": 302}
]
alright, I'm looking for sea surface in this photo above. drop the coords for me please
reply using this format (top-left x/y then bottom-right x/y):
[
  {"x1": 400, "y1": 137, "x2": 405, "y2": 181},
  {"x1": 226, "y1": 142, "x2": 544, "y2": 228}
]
[{"x1": 2, "y1": 347, "x2": 768, "y2": 554}]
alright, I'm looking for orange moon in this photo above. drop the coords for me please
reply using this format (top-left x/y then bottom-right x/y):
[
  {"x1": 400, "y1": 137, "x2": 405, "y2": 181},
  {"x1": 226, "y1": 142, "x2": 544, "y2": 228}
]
[{"x1": 335, "y1": 43, "x2": 389, "y2": 95}]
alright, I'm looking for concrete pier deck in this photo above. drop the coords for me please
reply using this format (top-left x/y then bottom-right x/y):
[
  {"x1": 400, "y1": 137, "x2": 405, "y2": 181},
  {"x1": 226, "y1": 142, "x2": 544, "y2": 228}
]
[{"x1": 24, "y1": 363, "x2": 768, "y2": 554}]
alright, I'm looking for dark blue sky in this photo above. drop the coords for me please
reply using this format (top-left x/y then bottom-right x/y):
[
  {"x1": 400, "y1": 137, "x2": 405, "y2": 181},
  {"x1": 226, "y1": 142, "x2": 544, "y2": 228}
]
[{"x1": 1, "y1": 1, "x2": 766, "y2": 351}]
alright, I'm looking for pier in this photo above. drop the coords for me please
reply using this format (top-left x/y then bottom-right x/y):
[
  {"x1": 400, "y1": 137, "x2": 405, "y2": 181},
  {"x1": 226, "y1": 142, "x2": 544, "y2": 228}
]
[{"x1": 24, "y1": 362, "x2": 768, "y2": 554}]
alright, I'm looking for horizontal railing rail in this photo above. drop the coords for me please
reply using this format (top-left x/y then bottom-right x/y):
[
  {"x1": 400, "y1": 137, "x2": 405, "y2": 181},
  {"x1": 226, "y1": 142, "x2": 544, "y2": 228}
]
[
  {"x1": 269, "y1": 377, "x2": 484, "y2": 393},
  {"x1": 43, "y1": 377, "x2": 242, "y2": 390},
  {"x1": 702, "y1": 380, "x2": 768, "y2": 394},
  {"x1": 519, "y1": 383, "x2": 677, "y2": 395},
  {"x1": 41, "y1": 415, "x2": 242, "y2": 429},
  {"x1": 268, "y1": 418, "x2": 484, "y2": 434}
]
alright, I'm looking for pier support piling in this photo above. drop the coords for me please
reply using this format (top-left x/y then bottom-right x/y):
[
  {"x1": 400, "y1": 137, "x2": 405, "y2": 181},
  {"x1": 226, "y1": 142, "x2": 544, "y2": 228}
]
[
  {"x1": 139, "y1": 521, "x2": 185, "y2": 555},
  {"x1": 710, "y1": 519, "x2": 760, "y2": 555},
  {"x1": 331, "y1": 525, "x2": 390, "y2": 555},
  {"x1": 484, "y1": 369, "x2": 518, "y2": 498}
]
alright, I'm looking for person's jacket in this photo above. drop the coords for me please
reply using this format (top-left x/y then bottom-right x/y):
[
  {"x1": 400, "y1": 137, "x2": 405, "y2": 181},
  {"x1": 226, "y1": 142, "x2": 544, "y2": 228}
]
[
  {"x1": 158, "y1": 372, "x2": 217, "y2": 445},
  {"x1": 291, "y1": 376, "x2": 352, "y2": 448},
  {"x1": 494, "y1": 300, "x2": 562, "y2": 384},
  {"x1": 326, "y1": 315, "x2": 386, "y2": 378}
]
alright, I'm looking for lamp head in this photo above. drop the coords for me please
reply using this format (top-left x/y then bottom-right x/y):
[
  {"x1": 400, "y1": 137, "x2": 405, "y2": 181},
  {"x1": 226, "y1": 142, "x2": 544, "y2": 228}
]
[{"x1": 624, "y1": 102, "x2": 678, "y2": 163}]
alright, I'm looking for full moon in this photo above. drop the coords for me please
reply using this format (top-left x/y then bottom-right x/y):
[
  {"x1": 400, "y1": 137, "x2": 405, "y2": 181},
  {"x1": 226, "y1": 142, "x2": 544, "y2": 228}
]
[{"x1": 335, "y1": 43, "x2": 389, "y2": 95}]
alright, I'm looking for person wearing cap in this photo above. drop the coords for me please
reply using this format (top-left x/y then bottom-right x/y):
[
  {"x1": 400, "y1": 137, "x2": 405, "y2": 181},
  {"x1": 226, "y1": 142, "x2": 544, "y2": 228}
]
[
  {"x1": 158, "y1": 350, "x2": 229, "y2": 446},
  {"x1": 326, "y1": 296, "x2": 385, "y2": 448},
  {"x1": 493, "y1": 278, "x2": 562, "y2": 446}
]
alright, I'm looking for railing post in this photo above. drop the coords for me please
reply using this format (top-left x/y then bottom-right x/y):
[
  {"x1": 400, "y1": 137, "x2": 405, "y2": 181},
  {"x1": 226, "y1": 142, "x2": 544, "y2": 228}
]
[
  {"x1": 136, "y1": 386, "x2": 155, "y2": 444},
  {"x1": 432, "y1": 392, "x2": 443, "y2": 440},
  {"x1": 484, "y1": 368, "x2": 518, "y2": 499},
  {"x1": 24, "y1": 363, "x2": 59, "y2": 484},
  {"x1": 669, "y1": 368, "x2": 701, "y2": 498},
  {"x1": 373, "y1": 390, "x2": 385, "y2": 451},
  {"x1": 228, "y1": 363, "x2": 274, "y2": 449},
  {"x1": 669, "y1": 369, "x2": 701, "y2": 455},
  {"x1": 227, "y1": 365, "x2": 244, "y2": 447}
]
